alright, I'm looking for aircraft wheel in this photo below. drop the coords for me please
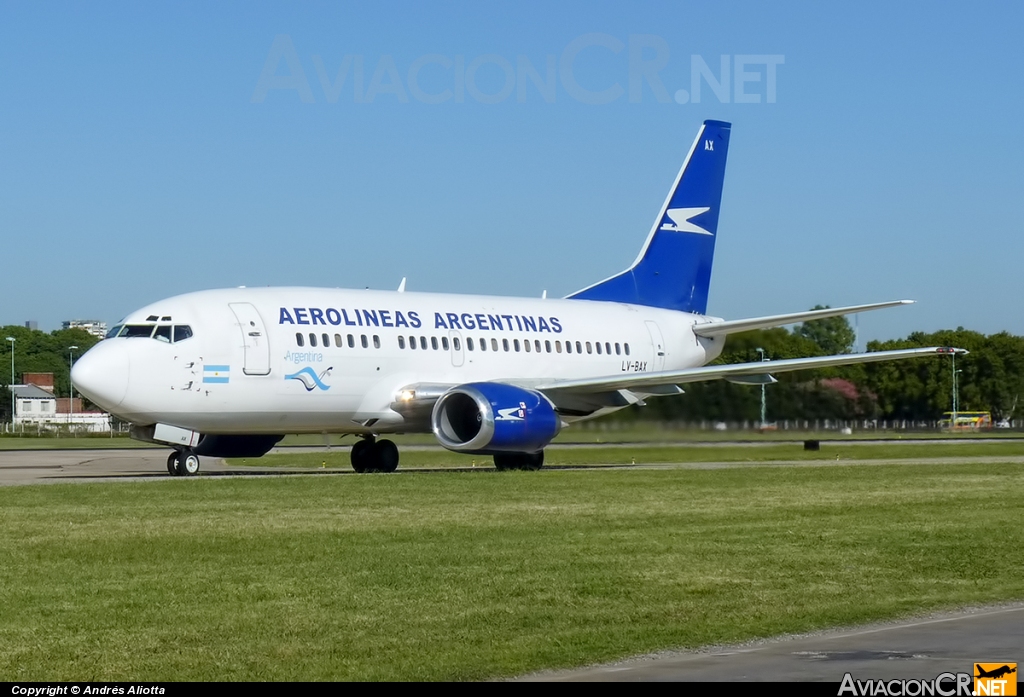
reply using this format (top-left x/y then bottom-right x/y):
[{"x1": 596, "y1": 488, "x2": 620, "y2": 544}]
[
  {"x1": 372, "y1": 439, "x2": 399, "y2": 473},
  {"x1": 523, "y1": 451, "x2": 544, "y2": 471},
  {"x1": 167, "y1": 452, "x2": 180, "y2": 476},
  {"x1": 350, "y1": 438, "x2": 373, "y2": 473},
  {"x1": 177, "y1": 450, "x2": 200, "y2": 476},
  {"x1": 493, "y1": 454, "x2": 516, "y2": 471}
]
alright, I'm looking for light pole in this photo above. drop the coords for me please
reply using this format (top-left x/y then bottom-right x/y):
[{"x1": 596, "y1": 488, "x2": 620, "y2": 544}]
[
  {"x1": 951, "y1": 351, "x2": 959, "y2": 430},
  {"x1": 5, "y1": 337, "x2": 14, "y2": 428},
  {"x1": 756, "y1": 347, "x2": 767, "y2": 428},
  {"x1": 68, "y1": 345, "x2": 78, "y2": 425},
  {"x1": 953, "y1": 368, "x2": 963, "y2": 430}
]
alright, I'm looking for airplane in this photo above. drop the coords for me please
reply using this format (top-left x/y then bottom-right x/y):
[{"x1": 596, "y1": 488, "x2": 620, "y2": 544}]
[{"x1": 71, "y1": 119, "x2": 963, "y2": 476}]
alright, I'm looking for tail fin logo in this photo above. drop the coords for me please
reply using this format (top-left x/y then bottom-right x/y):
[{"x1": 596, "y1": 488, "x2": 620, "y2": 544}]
[
  {"x1": 659, "y1": 207, "x2": 713, "y2": 235},
  {"x1": 705, "y1": 139, "x2": 714, "y2": 150}
]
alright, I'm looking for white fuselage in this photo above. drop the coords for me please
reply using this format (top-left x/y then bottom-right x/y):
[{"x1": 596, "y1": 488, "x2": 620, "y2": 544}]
[{"x1": 72, "y1": 287, "x2": 724, "y2": 435}]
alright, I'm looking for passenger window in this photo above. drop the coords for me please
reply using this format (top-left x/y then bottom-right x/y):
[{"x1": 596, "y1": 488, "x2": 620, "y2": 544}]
[
  {"x1": 420, "y1": 336, "x2": 427, "y2": 350},
  {"x1": 555, "y1": 341, "x2": 562, "y2": 353},
  {"x1": 296, "y1": 333, "x2": 304, "y2": 347},
  {"x1": 373, "y1": 335, "x2": 380, "y2": 349},
  {"x1": 513, "y1": 339, "x2": 520, "y2": 352},
  {"x1": 586, "y1": 342, "x2": 592, "y2": 354},
  {"x1": 606, "y1": 342, "x2": 611, "y2": 354},
  {"x1": 453, "y1": 337, "x2": 461, "y2": 351},
  {"x1": 154, "y1": 326, "x2": 172, "y2": 343},
  {"x1": 442, "y1": 337, "x2": 449, "y2": 350},
  {"x1": 596, "y1": 342, "x2": 602, "y2": 355},
  {"x1": 347, "y1": 334, "x2": 355, "y2": 348},
  {"x1": 491, "y1": 338, "x2": 499, "y2": 352},
  {"x1": 309, "y1": 333, "x2": 317, "y2": 348},
  {"x1": 625, "y1": 343, "x2": 630, "y2": 356},
  {"x1": 409, "y1": 335, "x2": 416, "y2": 349},
  {"x1": 398, "y1": 336, "x2": 406, "y2": 349},
  {"x1": 564, "y1": 341, "x2": 571, "y2": 354},
  {"x1": 335, "y1": 334, "x2": 342, "y2": 347},
  {"x1": 467, "y1": 338, "x2": 474, "y2": 351},
  {"x1": 535, "y1": 340, "x2": 541, "y2": 353},
  {"x1": 361, "y1": 335, "x2": 368, "y2": 348},
  {"x1": 323, "y1": 333, "x2": 330, "y2": 348},
  {"x1": 479, "y1": 338, "x2": 486, "y2": 352},
  {"x1": 524, "y1": 340, "x2": 531, "y2": 352},
  {"x1": 545, "y1": 340, "x2": 551, "y2": 353},
  {"x1": 431, "y1": 337, "x2": 438, "y2": 350},
  {"x1": 615, "y1": 343, "x2": 621, "y2": 355},
  {"x1": 502, "y1": 339, "x2": 509, "y2": 352},
  {"x1": 576, "y1": 341, "x2": 582, "y2": 353}
]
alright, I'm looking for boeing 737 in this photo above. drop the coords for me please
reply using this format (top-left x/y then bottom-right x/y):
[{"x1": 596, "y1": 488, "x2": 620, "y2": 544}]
[{"x1": 71, "y1": 120, "x2": 960, "y2": 475}]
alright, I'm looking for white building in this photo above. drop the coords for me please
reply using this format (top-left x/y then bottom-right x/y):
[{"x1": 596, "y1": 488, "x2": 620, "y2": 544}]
[
  {"x1": 62, "y1": 319, "x2": 108, "y2": 338},
  {"x1": 8, "y1": 384, "x2": 111, "y2": 433}
]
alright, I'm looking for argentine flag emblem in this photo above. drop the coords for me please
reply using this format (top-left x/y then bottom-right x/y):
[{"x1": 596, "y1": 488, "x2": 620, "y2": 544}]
[{"x1": 202, "y1": 365, "x2": 230, "y2": 384}]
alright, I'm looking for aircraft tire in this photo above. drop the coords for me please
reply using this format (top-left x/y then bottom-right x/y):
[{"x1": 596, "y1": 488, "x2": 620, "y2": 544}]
[
  {"x1": 372, "y1": 439, "x2": 399, "y2": 473},
  {"x1": 178, "y1": 450, "x2": 200, "y2": 476},
  {"x1": 350, "y1": 439, "x2": 372, "y2": 473},
  {"x1": 523, "y1": 451, "x2": 544, "y2": 471},
  {"x1": 167, "y1": 452, "x2": 180, "y2": 476},
  {"x1": 493, "y1": 454, "x2": 515, "y2": 471}
]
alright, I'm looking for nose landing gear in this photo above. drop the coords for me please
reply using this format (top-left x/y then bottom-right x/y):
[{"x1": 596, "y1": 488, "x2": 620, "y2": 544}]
[{"x1": 168, "y1": 449, "x2": 201, "y2": 476}]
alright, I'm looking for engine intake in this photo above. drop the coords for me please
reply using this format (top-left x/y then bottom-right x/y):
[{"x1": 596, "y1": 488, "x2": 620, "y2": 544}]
[{"x1": 431, "y1": 383, "x2": 560, "y2": 454}]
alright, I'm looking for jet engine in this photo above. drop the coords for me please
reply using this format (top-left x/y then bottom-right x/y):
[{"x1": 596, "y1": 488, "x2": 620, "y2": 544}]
[{"x1": 431, "y1": 382, "x2": 560, "y2": 454}]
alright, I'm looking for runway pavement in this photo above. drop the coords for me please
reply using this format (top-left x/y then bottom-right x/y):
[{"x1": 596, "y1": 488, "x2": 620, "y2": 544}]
[{"x1": 520, "y1": 604, "x2": 1024, "y2": 682}]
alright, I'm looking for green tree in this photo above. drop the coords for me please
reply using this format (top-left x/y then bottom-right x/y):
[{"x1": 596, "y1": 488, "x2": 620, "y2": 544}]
[{"x1": 795, "y1": 305, "x2": 855, "y2": 355}]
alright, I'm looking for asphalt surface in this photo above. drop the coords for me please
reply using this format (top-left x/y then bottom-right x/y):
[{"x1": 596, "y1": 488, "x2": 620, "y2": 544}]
[
  {"x1": 519, "y1": 604, "x2": 1023, "y2": 681},
  {"x1": 1, "y1": 447, "x2": 1021, "y2": 683}
]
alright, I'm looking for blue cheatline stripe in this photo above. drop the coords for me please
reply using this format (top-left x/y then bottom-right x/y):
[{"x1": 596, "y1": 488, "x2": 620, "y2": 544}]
[
  {"x1": 202, "y1": 376, "x2": 230, "y2": 384},
  {"x1": 203, "y1": 365, "x2": 230, "y2": 372}
]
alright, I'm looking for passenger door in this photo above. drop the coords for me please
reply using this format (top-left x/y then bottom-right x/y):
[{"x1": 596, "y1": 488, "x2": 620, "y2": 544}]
[{"x1": 229, "y1": 303, "x2": 271, "y2": 375}]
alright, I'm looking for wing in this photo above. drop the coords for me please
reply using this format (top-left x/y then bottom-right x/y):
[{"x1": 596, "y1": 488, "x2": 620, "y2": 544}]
[
  {"x1": 528, "y1": 347, "x2": 965, "y2": 416},
  {"x1": 392, "y1": 347, "x2": 964, "y2": 422}
]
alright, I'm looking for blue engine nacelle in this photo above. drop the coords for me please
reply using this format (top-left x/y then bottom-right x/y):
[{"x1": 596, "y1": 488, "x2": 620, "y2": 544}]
[
  {"x1": 431, "y1": 383, "x2": 560, "y2": 454},
  {"x1": 194, "y1": 434, "x2": 284, "y2": 458}
]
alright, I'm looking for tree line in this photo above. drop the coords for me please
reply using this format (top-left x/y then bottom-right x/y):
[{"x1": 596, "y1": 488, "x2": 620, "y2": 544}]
[
  {"x1": 0, "y1": 325, "x2": 100, "y2": 420},
  {"x1": 627, "y1": 310, "x2": 1024, "y2": 424}
]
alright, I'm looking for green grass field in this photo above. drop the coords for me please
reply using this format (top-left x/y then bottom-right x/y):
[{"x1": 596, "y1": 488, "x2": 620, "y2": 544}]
[{"x1": 1, "y1": 461, "x2": 1021, "y2": 680}]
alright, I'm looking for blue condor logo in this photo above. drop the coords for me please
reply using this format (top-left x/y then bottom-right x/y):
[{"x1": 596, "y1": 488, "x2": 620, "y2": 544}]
[
  {"x1": 286, "y1": 366, "x2": 332, "y2": 391},
  {"x1": 280, "y1": 308, "x2": 563, "y2": 333}
]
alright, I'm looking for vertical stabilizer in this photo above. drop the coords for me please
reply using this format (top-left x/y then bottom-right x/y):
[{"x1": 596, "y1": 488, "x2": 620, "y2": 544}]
[{"x1": 568, "y1": 119, "x2": 731, "y2": 314}]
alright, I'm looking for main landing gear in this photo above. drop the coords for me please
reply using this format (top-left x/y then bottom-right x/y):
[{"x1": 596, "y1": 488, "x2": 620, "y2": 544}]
[
  {"x1": 350, "y1": 436, "x2": 399, "y2": 473},
  {"x1": 167, "y1": 449, "x2": 201, "y2": 477},
  {"x1": 493, "y1": 451, "x2": 545, "y2": 471}
]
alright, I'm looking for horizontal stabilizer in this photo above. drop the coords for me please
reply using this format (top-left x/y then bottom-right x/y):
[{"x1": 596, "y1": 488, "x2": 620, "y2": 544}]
[{"x1": 692, "y1": 300, "x2": 914, "y2": 338}]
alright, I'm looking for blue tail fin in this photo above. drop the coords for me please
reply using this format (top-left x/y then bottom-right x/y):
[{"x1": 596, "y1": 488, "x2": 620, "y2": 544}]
[{"x1": 568, "y1": 119, "x2": 731, "y2": 314}]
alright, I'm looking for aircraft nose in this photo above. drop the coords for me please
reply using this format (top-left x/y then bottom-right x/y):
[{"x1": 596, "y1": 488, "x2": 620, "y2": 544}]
[{"x1": 71, "y1": 340, "x2": 130, "y2": 411}]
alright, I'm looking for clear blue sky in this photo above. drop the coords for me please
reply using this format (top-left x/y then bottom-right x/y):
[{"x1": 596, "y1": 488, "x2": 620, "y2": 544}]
[{"x1": 2, "y1": 1, "x2": 1022, "y2": 343}]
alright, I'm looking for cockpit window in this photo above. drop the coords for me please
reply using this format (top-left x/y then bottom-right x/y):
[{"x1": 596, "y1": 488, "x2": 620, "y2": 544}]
[
  {"x1": 106, "y1": 325, "x2": 124, "y2": 339},
  {"x1": 154, "y1": 325, "x2": 172, "y2": 343},
  {"x1": 121, "y1": 325, "x2": 155, "y2": 338},
  {"x1": 173, "y1": 325, "x2": 193, "y2": 342}
]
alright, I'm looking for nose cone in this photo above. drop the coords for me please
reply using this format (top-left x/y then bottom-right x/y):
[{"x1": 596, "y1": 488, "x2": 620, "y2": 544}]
[{"x1": 72, "y1": 340, "x2": 130, "y2": 412}]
